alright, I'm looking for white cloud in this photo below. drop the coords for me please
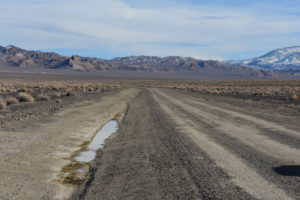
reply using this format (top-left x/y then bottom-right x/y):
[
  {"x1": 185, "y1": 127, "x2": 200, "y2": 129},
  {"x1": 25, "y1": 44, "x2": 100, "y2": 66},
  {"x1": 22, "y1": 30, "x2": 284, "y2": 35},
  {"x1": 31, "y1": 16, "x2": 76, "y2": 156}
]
[{"x1": 0, "y1": 0, "x2": 300, "y2": 60}]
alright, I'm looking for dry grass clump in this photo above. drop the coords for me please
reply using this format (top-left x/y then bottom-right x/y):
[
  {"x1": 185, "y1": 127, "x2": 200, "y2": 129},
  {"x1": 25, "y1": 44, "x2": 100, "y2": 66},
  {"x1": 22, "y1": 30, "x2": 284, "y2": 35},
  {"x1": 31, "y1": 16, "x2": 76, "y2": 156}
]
[
  {"x1": 66, "y1": 91, "x2": 75, "y2": 97},
  {"x1": 18, "y1": 88, "x2": 33, "y2": 93},
  {"x1": 55, "y1": 99, "x2": 62, "y2": 104},
  {"x1": 5, "y1": 96, "x2": 19, "y2": 105},
  {"x1": 0, "y1": 98, "x2": 6, "y2": 110},
  {"x1": 37, "y1": 94, "x2": 50, "y2": 101},
  {"x1": 17, "y1": 92, "x2": 35, "y2": 103},
  {"x1": 7, "y1": 88, "x2": 17, "y2": 93},
  {"x1": 54, "y1": 92, "x2": 61, "y2": 97},
  {"x1": 290, "y1": 93, "x2": 298, "y2": 101},
  {"x1": 0, "y1": 87, "x2": 7, "y2": 93},
  {"x1": 52, "y1": 85, "x2": 61, "y2": 91}
]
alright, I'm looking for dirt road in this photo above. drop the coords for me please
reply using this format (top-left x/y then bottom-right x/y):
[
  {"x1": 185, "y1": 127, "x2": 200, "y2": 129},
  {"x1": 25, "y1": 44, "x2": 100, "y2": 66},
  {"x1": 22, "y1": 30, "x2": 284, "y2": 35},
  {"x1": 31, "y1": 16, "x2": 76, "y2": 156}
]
[
  {"x1": 1, "y1": 88, "x2": 299, "y2": 200},
  {"x1": 73, "y1": 89, "x2": 300, "y2": 200}
]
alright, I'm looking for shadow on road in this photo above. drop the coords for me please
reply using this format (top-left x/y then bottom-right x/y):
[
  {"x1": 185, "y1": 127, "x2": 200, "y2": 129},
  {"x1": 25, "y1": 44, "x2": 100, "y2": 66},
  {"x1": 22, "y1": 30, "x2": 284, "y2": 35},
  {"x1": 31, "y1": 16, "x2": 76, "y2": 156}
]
[{"x1": 273, "y1": 165, "x2": 300, "y2": 177}]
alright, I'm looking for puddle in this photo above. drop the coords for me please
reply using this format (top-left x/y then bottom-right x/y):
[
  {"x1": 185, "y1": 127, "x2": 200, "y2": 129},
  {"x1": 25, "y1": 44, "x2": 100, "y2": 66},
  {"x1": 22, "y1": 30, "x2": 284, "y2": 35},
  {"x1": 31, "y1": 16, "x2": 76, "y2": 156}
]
[
  {"x1": 76, "y1": 168, "x2": 87, "y2": 173},
  {"x1": 56, "y1": 120, "x2": 119, "y2": 186},
  {"x1": 74, "y1": 120, "x2": 118, "y2": 163}
]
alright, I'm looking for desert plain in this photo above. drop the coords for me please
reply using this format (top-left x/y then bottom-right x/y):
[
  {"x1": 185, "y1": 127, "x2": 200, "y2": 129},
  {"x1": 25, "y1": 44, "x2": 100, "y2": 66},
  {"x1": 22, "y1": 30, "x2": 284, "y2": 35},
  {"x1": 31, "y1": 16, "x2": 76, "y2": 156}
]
[{"x1": 0, "y1": 74, "x2": 299, "y2": 200}]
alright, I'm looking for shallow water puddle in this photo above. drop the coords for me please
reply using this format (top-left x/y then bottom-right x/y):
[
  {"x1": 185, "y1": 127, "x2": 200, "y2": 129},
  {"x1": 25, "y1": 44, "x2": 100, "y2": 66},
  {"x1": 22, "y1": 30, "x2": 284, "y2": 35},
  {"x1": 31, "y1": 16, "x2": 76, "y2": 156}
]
[
  {"x1": 76, "y1": 168, "x2": 87, "y2": 173},
  {"x1": 74, "y1": 120, "x2": 118, "y2": 163}
]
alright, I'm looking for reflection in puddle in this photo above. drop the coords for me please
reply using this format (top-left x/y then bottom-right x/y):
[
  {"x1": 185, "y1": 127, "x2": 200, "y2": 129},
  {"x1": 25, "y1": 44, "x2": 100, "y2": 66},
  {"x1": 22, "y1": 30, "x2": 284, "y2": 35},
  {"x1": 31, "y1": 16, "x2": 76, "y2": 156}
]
[
  {"x1": 74, "y1": 120, "x2": 118, "y2": 163},
  {"x1": 76, "y1": 168, "x2": 87, "y2": 173}
]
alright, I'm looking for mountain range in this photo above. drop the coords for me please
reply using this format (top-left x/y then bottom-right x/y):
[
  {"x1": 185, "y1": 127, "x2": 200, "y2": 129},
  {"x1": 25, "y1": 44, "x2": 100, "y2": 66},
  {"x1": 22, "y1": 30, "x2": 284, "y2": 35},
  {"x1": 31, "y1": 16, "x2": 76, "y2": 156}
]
[
  {"x1": 0, "y1": 45, "x2": 300, "y2": 78},
  {"x1": 225, "y1": 46, "x2": 300, "y2": 70}
]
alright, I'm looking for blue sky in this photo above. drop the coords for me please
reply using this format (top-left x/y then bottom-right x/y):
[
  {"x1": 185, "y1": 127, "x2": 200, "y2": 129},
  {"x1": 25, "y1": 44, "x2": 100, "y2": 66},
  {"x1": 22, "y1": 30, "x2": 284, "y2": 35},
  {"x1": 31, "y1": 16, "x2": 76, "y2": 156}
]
[{"x1": 0, "y1": 0, "x2": 300, "y2": 60}]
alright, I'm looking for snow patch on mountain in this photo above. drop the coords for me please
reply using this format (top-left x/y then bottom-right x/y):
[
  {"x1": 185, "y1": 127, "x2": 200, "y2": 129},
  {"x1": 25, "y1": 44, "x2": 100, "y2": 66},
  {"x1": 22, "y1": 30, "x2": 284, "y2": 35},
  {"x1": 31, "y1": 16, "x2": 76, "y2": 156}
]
[{"x1": 226, "y1": 46, "x2": 300, "y2": 70}]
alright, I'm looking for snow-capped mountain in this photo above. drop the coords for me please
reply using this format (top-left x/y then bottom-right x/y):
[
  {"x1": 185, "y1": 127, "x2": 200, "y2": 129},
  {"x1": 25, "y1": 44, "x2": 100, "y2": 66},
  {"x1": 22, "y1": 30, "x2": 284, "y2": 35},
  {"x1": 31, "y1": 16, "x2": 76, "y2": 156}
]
[
  {"x1": 226, "y1": 46, "x2": 300, "y2": 70},
  {"x1": 1, "y1": 45, "x2": 300, "y2": 78}
]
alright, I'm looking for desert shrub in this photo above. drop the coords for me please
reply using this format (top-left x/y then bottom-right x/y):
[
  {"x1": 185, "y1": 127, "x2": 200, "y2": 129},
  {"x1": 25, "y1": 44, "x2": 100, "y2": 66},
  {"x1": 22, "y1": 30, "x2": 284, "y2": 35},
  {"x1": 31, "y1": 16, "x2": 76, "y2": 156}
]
[
  {"x1": 7, "y1": 89, "x2": 17, "y2": 93},
  {"x1": 18, "y1": 88, "x2": 33, "y2": 93},
  {"x1": 5, "y1": 96, "x2": 19, "y2": 105},
  {"x1": 55, "y1": 99, "x2": 62, "y2": 104},
  {"x1": 0, "y1": 98, "x2": 6, "y2": 110},
  {"x1": 37, "y1": 94, "x2": 50, "y2": 101},
  {"x1": 54, "y1": 92, "x2": 61, "y2": 97},
  {"x1": 211, "y1": 89, "x2": 219, "y2": 95},
  {"x1": 52, "y1": 86, "x2": 60, "y2": 91},
  {"x1": 0, "y1": 87, "x2": 7, "y2": 93},
  {"x1": 17, "y1": 92, "x2": 34, "y2": 103},
  {"x1": 66, "y1": 91, "x2": 75, "y2": 97},
  {"x1": 290, "y1": 93, "x2": 298, "y2": 101}
]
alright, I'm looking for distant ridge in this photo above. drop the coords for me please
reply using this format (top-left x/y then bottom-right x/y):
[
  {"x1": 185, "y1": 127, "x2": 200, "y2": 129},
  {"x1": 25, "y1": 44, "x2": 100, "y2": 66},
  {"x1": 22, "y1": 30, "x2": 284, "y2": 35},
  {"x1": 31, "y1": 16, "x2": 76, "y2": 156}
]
[{"x1": 0, "y1": 45, "x2": 299, "y2": 78}]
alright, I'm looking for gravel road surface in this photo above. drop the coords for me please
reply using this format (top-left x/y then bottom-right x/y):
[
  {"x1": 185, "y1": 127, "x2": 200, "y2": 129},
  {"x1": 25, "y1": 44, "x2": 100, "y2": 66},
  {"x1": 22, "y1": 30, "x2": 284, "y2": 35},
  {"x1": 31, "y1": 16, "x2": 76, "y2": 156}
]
[{"x1": 72, "y1": 89, "x2": 300, "y2": 200}]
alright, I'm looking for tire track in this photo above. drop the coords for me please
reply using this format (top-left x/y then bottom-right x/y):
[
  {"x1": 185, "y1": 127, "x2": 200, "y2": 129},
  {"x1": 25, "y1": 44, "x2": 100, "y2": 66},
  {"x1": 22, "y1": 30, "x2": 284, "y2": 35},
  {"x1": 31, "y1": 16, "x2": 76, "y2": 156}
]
[
  {"x1": 154, "y1": 89, "x2": 300, "y2": 199},
  {"x1": 169, "y1": 90, "x2": 300, "y2": 149},
  {"x1": 165, "y1": 89, "x2": 300, "y2": 141},
  {"x1": 152, "y1": 89, "x2": 296, "y2": 200},
  {"x1": 155, "y1": 89, "x2": 300, "y2": 164}
]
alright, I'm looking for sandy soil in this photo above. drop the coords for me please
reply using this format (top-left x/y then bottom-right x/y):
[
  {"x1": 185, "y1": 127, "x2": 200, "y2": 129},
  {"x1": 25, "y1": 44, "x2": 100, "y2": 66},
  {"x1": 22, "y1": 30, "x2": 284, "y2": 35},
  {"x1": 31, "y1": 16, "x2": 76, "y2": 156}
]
[{"x1": 0, "y1": 88, "x2": 139, "y2": 200}]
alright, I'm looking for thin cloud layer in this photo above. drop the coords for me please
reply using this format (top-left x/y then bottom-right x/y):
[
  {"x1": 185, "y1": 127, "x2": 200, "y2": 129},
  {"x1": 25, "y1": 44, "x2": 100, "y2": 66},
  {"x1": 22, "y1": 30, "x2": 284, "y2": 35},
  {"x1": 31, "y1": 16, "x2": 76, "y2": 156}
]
[{"x1": 0, "y1": 0, "x2": 300, "y2": 60}]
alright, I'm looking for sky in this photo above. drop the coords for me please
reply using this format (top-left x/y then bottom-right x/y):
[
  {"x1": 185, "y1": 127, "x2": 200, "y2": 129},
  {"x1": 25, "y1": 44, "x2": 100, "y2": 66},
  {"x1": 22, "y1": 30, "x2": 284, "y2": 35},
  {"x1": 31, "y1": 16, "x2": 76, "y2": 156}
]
[{"x1": 0, "y1": 0, "x2": 300, "y2": 60}]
